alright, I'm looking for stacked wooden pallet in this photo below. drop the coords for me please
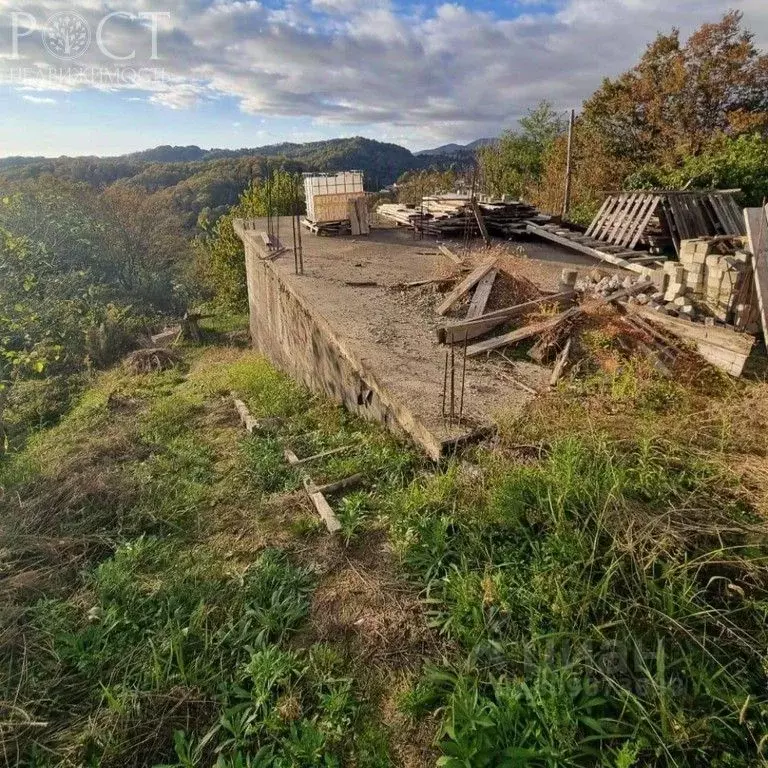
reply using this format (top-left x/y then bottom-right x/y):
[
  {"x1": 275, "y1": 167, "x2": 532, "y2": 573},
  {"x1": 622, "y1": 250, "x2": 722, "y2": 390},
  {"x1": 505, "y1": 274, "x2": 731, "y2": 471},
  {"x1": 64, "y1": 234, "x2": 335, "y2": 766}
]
[
  {"x1": 377, "y1": 198, "x2": 550, "y2": 238},
  {"x1": 586, "y1": 190, "x2": 745, "y2": 255}
]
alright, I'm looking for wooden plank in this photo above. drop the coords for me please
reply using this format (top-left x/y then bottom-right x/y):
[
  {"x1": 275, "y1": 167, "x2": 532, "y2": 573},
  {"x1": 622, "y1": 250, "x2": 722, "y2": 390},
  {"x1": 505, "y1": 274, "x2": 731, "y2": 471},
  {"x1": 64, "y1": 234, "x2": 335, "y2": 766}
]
[
  {"x1": 356, "y1": 197, "x2": 370, "y2": 235},
  {"x1": 466, "y1": 308, "x2": 578, "y2": 358},
  {"x1": 436, "y1": 258, "x2": 497, "y2": 316},
  {"x1": 667, "y1": 195, "x2": 691, "y2": 243},
  {"x1": 617, "y1": 195, "x2": 650, "y2": 247},
  {"x1": 549, "y1": 336, "x2": 572, "y2": 388},
  {"x1": 466, "y1": 269, "x2": 497, "y2": 319},
  {"x1": 525, "y1": 222, "x2": 648, "y2": 274},
  {"x1": 289, "y1": 444, "x2": 354, "y2": 466},
  {"x1": 606, "y1": 194, "x2": 638, "y2": 244},
  {"x1": 439, "y1": 291, "x2": 576, "y2": 344},
  {"x1": 348, "y1": 200, "x2": 361, "y2": 235},
  {"x1": 585, "y1": 196, "x2": 613, "y2": 238},
  {"x1": 438, "y1": 244, "x2": 465, "y2": 265},
  {"x1": 592, "y1": 196, "x2": 622, "y2": 240},
  {"x1": 744, "y1": 207, "x2": 768, "y2": 347},
  {"x1": 628, "y1": 196, "x2": 661, "y2": 249},
  {"x1": 303, "y1": 477, "x2": 342, "y2": 533},
  {"x1": 471, "y1": 199, "x2": 491, "y2": 246},
  {"x1": 232, "y1": 394, "x2": 258, "y2": 433},
  {"x1": 596, "y1": 194, "x2": 630, "y2": 241},
  {"x1": 612, "y1": 194, "x2": 644, "y2": 245},
  {"x1": 626, "y1": 304, "x2": 755, "y2": 377},
  {"x1": 722, "y1": 195, "x2": 746, "y2": 235},
  {"x1": 314, "y1": 473, "x2": 364, "y2": 495}
]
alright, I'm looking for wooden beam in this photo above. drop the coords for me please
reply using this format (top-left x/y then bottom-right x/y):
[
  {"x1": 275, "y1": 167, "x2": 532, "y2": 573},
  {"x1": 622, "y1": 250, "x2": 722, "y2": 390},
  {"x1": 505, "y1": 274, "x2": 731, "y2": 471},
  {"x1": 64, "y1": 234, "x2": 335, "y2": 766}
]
[
  {"x1": 291, "y1": 445, "x2": 354, "y2": 466},
  {"x1": 466, "y1": 308, "x2": 578, "y2": 357},
  {"x1": 525, "y1": 222, "x2": 649, "y2": 274},
  {"x1": 302, "y1": 477, "x2": 342, "y2": 533},
  {"x1": 232, "y1": 394, "x2": 258, "y2": 433},
  {"x1": 562, "y1": 109, "x2": 575, "y2": 219},
  {"x1": 438, "y1": 244, "x2": 465, "y2": 265},
  {"x1": 625, "y1": 304, "x2": 754, "y2": 377},
  {"x1": 466, "y1": 269, "x2": 497, "y2": 319},
  {"x1": 549, "y1": 336, "x2": 572, "y2": 388},
  {"x1": 439, "y1": 291, "x2": 576, "y2": 344},
  {"x1": 313, "y1": 473, "x2": 364, "y2": 495},
  {"x1": 436, "y1": 258, "x2": 497, "y2": 316},
  {"x1": 585, "y1": 196, "x2": 613, "y2": 238},
  {"x1": 744, "y1": 207, "x2": 768, "y2": 347},
  {"x1": 471, "y1": 199, "x2": 491, "y2": 246}
]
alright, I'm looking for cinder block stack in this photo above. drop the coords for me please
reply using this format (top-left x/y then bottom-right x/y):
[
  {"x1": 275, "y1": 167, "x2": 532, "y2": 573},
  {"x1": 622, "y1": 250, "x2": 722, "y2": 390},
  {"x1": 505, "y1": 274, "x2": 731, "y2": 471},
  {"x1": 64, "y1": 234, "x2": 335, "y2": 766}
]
[{"x1": 656, "y1": 237, "x2": 751, "y2": 322}]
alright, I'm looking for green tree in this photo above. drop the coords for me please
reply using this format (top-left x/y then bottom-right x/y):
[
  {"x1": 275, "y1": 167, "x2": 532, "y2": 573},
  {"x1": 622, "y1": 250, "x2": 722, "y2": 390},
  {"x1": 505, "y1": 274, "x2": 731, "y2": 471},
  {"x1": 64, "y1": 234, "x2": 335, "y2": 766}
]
[
  {"x1": 395, "y1": 168, "x2": 458, "y2": 205},
  {"x1": 195, "y1": 169, "x2": 303, "y2": 311},
  {"x1": 0, "y1": 178, "x2": 181, "y2": 447},
  {"x1": 478, "y1": 101, "x2": 566, "y2": 199}
]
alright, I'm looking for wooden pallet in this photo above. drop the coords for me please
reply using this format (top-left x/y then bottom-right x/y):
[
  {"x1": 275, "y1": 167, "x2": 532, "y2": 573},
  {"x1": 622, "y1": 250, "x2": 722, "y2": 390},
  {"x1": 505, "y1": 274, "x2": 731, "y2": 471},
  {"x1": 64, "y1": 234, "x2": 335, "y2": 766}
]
[
  {"x1": 586, "y1": 190, "x2": 745, "y2": 255},
  {"x1": 525, "y1": 222, "x2": 658, "y2": 273}
]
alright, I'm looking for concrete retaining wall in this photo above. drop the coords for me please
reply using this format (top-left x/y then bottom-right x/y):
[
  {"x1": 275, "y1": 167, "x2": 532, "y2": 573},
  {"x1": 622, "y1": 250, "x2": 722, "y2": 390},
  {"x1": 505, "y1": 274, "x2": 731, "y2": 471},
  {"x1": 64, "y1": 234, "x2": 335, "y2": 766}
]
[{"x1": 239, "y1": 230, "x2": 444, "y2": 459}]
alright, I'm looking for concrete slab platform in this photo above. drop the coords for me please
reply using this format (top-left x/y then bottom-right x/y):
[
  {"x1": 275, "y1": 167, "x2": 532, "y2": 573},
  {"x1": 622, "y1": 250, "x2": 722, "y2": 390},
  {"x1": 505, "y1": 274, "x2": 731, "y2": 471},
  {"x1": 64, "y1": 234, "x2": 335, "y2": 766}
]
[{"x1": 235, "y1": 219, "x2": 593, "y2": 459}]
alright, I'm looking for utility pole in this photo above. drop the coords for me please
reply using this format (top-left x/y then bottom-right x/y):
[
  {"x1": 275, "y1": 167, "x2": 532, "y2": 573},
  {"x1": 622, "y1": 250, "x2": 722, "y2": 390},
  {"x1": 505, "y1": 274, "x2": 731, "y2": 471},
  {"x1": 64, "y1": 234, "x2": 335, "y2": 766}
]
[{"x1": 562, "y1": 109, "x2": 575, "y2": 220}]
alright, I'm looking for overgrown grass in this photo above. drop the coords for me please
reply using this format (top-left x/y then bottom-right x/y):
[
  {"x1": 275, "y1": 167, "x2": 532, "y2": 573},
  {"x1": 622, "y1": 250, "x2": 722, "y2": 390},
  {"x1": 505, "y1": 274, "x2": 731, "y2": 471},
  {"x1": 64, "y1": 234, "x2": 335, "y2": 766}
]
[
  {"x1": 4, "y1": 335, "x2": 768, "y2": 767},
  {"x1": 389, "y1": 433, "x2": 768, "y2": 766},
  {"x1": 0, "y1": 343, "x2": 420, "y2": 766}
]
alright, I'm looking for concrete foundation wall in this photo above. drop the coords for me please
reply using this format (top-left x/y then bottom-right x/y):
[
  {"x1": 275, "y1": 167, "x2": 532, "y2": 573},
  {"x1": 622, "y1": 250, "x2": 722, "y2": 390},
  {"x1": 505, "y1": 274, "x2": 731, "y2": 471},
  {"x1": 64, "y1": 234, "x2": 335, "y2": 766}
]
[{"x1": 242, "y1": 238, "x2": 444, "y2": 459}]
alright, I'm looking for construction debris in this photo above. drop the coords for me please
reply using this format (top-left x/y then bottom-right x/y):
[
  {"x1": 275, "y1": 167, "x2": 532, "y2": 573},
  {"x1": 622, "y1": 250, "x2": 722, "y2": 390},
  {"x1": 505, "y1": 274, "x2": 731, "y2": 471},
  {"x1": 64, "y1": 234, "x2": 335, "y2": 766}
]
[
  {"x1": 525, "y1": 221, "x2": 657, "y2": 273},
  {"x1": 378, "y1": 196, "x2": 550, "y2": 238},
  {"x1": 586, "y1": 190, "x2": 745, "y2": 255},
  {"x1": 436, "y1": 258, "x2": 498, "y2": 315}
]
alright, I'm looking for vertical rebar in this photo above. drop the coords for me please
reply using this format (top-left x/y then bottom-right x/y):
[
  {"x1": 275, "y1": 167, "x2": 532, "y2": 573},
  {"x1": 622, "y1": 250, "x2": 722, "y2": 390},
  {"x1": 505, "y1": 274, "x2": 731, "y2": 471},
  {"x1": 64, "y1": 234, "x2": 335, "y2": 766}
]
[
  {"x1": 441, "y1": 351, "x2": 448, "y2": 421},
  {"x1": 291, "y1": 192, "x2": 299, "y2": 275},
  {"x1": 449, "y1": 344, "x2": 455, "y2": 427},
  {"x1": 458, "y1": 332, "x2": 468, "y2": 426}
]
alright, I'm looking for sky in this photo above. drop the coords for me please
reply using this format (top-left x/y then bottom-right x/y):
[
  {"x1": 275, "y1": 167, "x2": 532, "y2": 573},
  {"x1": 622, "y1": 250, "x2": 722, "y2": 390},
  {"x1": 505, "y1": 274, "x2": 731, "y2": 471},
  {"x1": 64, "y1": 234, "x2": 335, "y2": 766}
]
[{"x1": 0, "y1": 0, "x2": 767, "y2": 157}]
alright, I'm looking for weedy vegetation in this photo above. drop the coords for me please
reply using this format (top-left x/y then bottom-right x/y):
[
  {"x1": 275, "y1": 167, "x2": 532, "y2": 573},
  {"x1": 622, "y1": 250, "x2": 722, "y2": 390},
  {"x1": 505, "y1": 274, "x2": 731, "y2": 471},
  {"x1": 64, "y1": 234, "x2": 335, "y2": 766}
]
[{"x1": 2, "y1": 324, "x2": 768, "y2": 767}]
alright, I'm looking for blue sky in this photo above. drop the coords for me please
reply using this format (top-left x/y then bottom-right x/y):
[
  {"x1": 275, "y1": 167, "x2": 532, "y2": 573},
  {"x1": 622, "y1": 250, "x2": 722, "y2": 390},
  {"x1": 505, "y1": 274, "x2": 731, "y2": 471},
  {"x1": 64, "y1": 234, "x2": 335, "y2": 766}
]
[{"x1": 1, "y1": 0, "x2": 766, "y2": 157}]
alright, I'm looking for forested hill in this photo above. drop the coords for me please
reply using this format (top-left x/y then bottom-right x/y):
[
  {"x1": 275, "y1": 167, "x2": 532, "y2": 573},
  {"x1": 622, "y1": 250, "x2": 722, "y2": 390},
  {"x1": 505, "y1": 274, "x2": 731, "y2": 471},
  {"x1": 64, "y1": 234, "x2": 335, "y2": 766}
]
[
  {"x1": 0, "y1": 136, "x2": 451, "y2": 194},
  {"x1": 0, "y1": 136, "x2": 459, "y2": 230}
]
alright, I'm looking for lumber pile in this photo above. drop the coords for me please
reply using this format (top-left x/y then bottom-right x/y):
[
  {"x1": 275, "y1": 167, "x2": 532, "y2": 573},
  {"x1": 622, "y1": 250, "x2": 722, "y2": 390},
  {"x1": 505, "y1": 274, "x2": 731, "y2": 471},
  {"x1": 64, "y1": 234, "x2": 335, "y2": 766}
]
[
  {"x1": 302, "y1": 218, "x2": 351, "y2": 236},
  {"x1": 435, "y1": 263, "x2": 757, "y2": 380},
  {"x1": 378, "y1": 196, "x2": 550, "y2": 238},
  {"x1": 301, "y1": 197, "x2": 369, "y2": 237}
]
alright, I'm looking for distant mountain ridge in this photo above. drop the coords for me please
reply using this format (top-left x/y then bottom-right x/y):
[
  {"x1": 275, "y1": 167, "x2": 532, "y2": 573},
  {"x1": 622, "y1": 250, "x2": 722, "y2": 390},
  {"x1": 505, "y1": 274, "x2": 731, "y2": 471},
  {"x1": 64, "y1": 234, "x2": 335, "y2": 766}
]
[
  {"x1": 0, "y1": 136, "x2": 480, "y2": 231},
  {"x1": 415, "y1": 138, "x2": 498, "y2": 157},
  {"x1": 0, "y1": 135, "x2": 495, "y2": 175}
]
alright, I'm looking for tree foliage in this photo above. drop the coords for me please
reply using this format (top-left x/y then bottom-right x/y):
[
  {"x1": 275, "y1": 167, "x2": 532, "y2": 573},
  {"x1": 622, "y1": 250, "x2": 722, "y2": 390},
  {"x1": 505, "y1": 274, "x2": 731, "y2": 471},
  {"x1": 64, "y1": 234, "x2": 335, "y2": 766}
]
[
  {"x1": 537, "y1": 11, "x2": 768, "y2": 222},
  {"x1": 195, "y1": 170, "x2": 303, "y2": 312},
  {"x1": 0, "y1": 177, "x2": 185, "y2": 445},
  {"x1": 395, "y1": 168, "x2": 458, "y2": 205},
  {"x1": 478, "y1": 101, "x2": 567, "y2": 199}
]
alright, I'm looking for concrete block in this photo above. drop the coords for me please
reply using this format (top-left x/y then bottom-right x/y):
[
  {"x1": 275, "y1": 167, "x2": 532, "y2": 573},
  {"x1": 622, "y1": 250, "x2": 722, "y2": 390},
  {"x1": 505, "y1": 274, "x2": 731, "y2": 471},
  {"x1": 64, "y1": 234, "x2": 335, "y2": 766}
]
[{"x1": 664, "y1": 285, "x2": 684, "y2": 302}]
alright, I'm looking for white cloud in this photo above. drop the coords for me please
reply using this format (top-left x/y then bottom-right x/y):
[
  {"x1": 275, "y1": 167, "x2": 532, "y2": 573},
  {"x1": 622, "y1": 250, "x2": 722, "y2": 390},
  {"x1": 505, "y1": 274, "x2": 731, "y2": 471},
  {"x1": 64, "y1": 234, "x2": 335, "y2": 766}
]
[
  {"x1": 1, "y1": 0, "x2": 765, "y2": 145},
  {"x1": 21, "y1": 94, "x2": 56, "y2": 104}
]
